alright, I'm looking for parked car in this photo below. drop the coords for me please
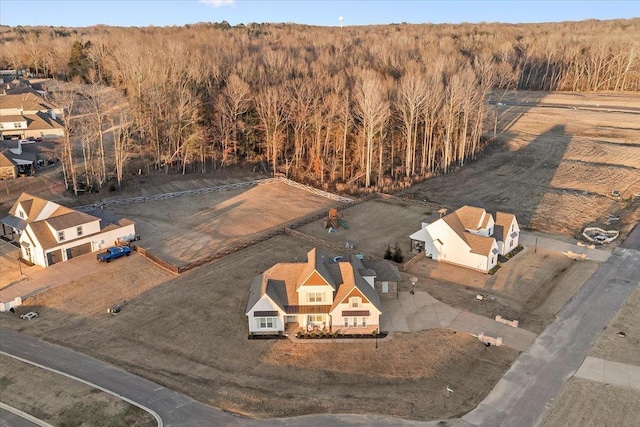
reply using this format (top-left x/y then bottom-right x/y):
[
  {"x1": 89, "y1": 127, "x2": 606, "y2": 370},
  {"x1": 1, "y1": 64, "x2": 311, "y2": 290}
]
[
  {"x1": 96, "y1": 246, "x2": 132, "y2": 263},
  {"x1": 20, "y1": 312, "x2": 38, "y2": 320}
]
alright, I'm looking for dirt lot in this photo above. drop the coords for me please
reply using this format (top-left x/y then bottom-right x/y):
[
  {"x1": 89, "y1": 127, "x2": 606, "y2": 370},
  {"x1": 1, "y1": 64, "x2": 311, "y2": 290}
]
[
  {"x1": 409, "y1": 92, "x2": 640, "y2": 239},
  {"x1": 0, "y1": 354, "x2": 155, "y2": 426},
  {"x1": 0, "y1": 240, "x2": 22, "y2": 290},
  {"x1": 104, "y1": 181, "x2": 337, "y2": 267},
  {"x1": 297, "y1": 196, "x2": 441, "y2": 261},
  {"x1": 3, "y1": 234, "x2": 518, "y2": 421},
  {"x1": 540, "y1": 378, "x2": 640, "y2": 427},
  {"x1": 589, "y1": 278, "x2": 640, "y2": 366}
]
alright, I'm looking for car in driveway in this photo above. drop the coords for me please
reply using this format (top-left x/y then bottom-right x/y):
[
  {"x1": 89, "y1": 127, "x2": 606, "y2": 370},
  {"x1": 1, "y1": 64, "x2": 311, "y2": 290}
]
[
  {"x1": 20, "y1": 312, "x2": 38, "y2": 320},
  {"x1": 96, "y1": 246, "x2": 132, "y2": 262}
]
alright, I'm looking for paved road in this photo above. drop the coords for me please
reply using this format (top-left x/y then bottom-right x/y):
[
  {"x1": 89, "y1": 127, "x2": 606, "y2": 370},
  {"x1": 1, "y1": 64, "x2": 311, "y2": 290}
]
[
  {"x1": 488, "y1": 100, "x2": 640, "y2": 114},
  {"x1": 0, "y1": 330, "x2": 241, "y2": 427},
  {"x1": 461, "y1": 245, "x2": 640, "y2": 427},
  {"x1": 0, "y1": 408, "x2": 42, "y2": 427}
]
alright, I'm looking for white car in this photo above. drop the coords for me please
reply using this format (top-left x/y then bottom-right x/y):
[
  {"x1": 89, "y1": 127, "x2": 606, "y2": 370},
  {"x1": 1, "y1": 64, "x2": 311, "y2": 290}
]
[{"x1": 20, "y1": 312, "x2": 38, "y2": 320}]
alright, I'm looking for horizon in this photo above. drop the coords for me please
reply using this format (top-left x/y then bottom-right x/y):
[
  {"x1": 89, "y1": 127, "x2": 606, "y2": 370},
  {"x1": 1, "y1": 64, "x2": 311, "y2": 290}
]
[{"x1": 0, "y1": 0, "x2": 638, "y2": 28}]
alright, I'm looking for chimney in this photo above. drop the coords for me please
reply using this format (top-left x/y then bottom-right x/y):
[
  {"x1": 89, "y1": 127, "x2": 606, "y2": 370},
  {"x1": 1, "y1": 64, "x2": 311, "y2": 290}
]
[{"x1": 50, "y1": 109, "x2": 57, "y2": 120}]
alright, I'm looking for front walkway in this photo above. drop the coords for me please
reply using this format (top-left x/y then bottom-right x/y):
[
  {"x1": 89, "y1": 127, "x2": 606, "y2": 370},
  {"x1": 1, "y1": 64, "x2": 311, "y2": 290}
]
[{"x1": 380, "y1": 291, "x2": 537, "y2": 352}]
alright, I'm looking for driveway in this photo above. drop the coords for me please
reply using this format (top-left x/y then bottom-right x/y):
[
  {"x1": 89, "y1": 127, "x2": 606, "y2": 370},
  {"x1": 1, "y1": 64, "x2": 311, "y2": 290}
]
[
  {"x1": 520, "y1": 230, "x2": 612, "y2": 262},
  {"x1": 381, "y1": 291, "x2": 537, "y2": 352}
]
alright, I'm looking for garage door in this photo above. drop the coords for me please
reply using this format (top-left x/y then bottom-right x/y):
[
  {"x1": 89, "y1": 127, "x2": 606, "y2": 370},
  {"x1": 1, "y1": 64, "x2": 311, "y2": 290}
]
[
  {"x1": 46, "y1": 249, "x2": 63, "y2": 266},
  {"x1": 66, "y1": 242, "x2": 92, "y2": 259}
]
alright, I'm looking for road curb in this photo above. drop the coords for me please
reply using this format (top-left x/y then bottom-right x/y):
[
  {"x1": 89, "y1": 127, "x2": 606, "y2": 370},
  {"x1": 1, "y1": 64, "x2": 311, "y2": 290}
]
[
  {"x1": 0, "y1": 402, "x2": 55, "y2": 427},
  {"x1": 0, "y1": 351, "x2": 163, "y2": 427}
]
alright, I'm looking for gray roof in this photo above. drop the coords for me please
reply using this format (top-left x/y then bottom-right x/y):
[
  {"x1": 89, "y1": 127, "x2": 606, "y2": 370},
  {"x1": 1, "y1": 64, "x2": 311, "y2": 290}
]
[
  {"x1": 347, "y1": 254, "x2": 382, "y2": 311},
  {"x1": 245, "y1": 275, "x2": 264, "y2": 315},
  {"x1": 265, "y1": 279, "x2": 288, "y2": 311},
  {"x1": 1, "y1": 215, "x2": 27, "y2": 231},
  {"x1": 362, "y1": 260, "x2": 402, "y2": 282}
]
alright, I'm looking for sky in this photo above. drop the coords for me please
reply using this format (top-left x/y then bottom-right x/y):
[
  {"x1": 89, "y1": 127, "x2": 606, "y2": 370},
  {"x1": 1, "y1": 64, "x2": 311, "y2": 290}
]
[{"x1": 0, "y1": 0, "x2": 638, "y2": 28}]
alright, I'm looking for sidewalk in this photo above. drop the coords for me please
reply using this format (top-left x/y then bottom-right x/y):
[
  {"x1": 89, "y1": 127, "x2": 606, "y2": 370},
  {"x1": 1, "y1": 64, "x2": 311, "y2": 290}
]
[
  {"x1": 381, "y1": 291, "x2": 537, "y2": 352},
  {"x1": 574, "y1": 356, "x2": 640, "y2": 391}
]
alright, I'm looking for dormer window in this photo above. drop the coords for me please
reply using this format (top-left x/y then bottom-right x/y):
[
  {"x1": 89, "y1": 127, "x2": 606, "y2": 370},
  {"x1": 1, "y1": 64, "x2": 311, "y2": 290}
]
[
  {"x1": 350, "y1": 297, "x2": 361, "y2": 308},
  {"x1": 76, "y1": 226, "x2": 83, "y2": 237},
  {"x1": 58, "y1": 230, "x2": 65, "y2": 241}
]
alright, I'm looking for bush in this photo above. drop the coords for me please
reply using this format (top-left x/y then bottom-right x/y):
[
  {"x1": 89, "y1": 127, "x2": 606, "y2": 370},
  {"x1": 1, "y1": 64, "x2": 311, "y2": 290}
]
[
  {"x1": 384, "y1": 245, "x2": 392, "y2": 260},
  {"x1": 392, "y1": 244, "x2": 403, "y2": 263}
]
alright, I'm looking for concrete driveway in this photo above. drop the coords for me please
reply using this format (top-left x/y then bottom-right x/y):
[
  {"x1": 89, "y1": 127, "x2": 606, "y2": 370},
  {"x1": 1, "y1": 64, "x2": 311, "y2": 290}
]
[{"x1": 381, "y1": 291, "x2": 537, "y2": 352}]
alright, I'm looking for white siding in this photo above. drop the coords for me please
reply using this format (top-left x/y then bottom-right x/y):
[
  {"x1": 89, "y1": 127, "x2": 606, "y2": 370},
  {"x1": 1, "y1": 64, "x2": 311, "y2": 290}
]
[
  {"x1": 297, "y1": 285, "x2": 333, "y2": 305},
  {"x1": 246, "y1": 296, "x2": 284, "y2": 333}
]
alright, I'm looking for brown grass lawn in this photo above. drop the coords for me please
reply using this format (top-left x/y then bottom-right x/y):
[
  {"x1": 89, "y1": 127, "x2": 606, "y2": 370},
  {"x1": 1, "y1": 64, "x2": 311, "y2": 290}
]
[
  {"x1": 0, "y1": 354, "x2": 155, "y2": 427},
  {"x1": 541, "y1": 378, "x2": 640, "y2": 427},
  {"x1": 4, "y1": 234, "x2": 518, "y2": 421},
  {"x1": 106, "y1": 181, "x2": 337, "y2": 267}
]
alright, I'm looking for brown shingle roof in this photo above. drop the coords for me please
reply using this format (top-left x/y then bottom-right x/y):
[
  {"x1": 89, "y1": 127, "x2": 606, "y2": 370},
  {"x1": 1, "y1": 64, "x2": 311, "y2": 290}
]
[
  {"x1": 442, "y1": 206, "x2": 497, "y2": 256},
  {"x1": 0, "y1": 114, "x2": 27, "y2": 123},
  {"x1": 495, "y1": 212, "x2": 516, "y2": 242},
  {"x1": 45, "y1": 211, "x2": 99, "y2": 230},
  {"x1": 0, "y1": 151, "x2": 16, "y2": 168},
  {"x1": 0, "y1": 93, "x2": 55, "y2": 112}
]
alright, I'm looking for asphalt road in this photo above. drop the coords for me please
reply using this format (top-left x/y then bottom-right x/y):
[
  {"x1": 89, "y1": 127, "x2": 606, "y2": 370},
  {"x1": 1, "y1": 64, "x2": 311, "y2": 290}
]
[
  {"x1": 488, "y1": 100, "x2": 640, "y2": 114},
  {"x1": 461, "y1": 245, "x2": 640, "y2": 427},
  {"x1": 0, "y1": 408, "x2": 40, "y2": 427}
]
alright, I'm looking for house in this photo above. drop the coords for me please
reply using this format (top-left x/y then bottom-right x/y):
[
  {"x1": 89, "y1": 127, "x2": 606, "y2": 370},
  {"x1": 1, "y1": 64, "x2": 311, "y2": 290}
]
[
  {"x1": 1, "y1": 193, "x2": 136, "y2": 267},
  {"x1": 410, "y1": 206, "x2": 520, "y2": 273},
  {"x1": 0, "y1": 139, "x2": 43, "y2": 177},
  {"x1": 0, "y1": 151, "x2": 17, "y2": 179},
  {"x1": 0, "y1": 92, "x2": 64, "y2": 140},
  {"x1": 245, "y1": 248, "x2": 401, "y2": 336}
]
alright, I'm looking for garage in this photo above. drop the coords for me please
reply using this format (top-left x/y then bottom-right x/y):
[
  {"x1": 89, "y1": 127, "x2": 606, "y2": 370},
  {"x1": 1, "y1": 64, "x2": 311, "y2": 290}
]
[
  {"x1": 46, "y1": 249, "x2": 63, "y2": 266},
  {"x1": 66, "y1": 242, "x2": 92, "y2": 260}
]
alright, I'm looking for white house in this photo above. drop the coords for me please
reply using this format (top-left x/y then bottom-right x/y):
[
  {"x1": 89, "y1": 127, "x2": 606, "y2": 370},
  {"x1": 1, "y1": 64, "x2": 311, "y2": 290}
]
[
  {"x1": 1, "y1": 193, "x2": 136, "y2": 267},
  {"x1": 245, "y1": 248, "x2": 400, "y2": 336},
  {"x1": 410, "y1": 206, "x2": 520, "y2": 273}
]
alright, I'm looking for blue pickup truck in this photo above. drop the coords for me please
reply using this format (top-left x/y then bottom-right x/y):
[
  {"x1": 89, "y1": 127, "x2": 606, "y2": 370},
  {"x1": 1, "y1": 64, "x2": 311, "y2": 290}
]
[{"x1": 96, "y1": 246, "x2": 132, "y2": 263}]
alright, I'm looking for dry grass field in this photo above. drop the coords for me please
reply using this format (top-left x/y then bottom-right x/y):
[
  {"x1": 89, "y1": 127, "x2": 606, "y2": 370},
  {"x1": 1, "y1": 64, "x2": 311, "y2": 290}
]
[
  {"x1": 410, "y1": 92, "x2": 640, "y2": 239},
  {"x1": 297, "y1": 196, "x2": 440, "y2": 260},
  {"x1": 4, "y1": 234, "x2": 518, "y2": 421},
  {"x1": 540, "y1": 378, "x2": 640, "y2": 427},
  {"x1": 105, "y1": 181, "x2": 337, "y2": 266},
  {"x1": 0, "y1": 354, "x2": 155, "y2": 426}
]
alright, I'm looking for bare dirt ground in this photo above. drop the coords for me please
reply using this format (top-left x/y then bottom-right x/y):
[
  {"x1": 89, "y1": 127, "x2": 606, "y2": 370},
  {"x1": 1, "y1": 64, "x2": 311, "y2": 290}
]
[
  {"x1": 0, "y1": 240, "x2": 22, "y2": 290},
  {"x1": 540, "y1": 378, "x2": 640, "y2": 427},
  {"x1": 405, "y1": 248, "x2": 600, "y2": 333},
  {"x1": 589, "y1": 279, "x2": 640, "y2": 366},
  {"x1": 105, "y1": 181, "x2": 336, "y2": 267},
  {"x1": 0, "y1": 354, "x2": 155, "y2": 426},
  {"x1": 410, "y1": 92, "x2": 640, "y2": 240},
  {"x1": 2, "y1": 234, "x2": 518, "y2": 421},
  {"x1": 297, "y1": 196, "x2": 441, "y2": 260}
]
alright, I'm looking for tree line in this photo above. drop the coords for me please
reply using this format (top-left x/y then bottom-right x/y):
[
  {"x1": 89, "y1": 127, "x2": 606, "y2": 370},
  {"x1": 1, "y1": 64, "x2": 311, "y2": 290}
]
[{"x1": 1, "y1": 19, "x2": 638, "y2": 193}]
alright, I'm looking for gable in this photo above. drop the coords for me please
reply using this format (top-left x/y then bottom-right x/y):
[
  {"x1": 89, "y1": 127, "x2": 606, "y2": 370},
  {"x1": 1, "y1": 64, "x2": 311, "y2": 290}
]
[
  {"x1": 300, "y1": 270, "x2": 331, "y2": 287},
  {"x1": 344, "y1": 288, "x2": 370, "y2": 305}
]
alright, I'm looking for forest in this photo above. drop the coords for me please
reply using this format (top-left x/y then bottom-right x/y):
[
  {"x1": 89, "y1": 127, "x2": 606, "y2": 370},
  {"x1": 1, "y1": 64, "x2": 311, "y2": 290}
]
[{"x1": 1, "y1": 19, "x2": 638, "y2": 194}]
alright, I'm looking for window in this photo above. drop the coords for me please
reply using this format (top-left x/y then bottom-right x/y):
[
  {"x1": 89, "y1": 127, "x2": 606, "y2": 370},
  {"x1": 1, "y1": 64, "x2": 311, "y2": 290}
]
[
  {"x1": 344, "y1": 318, "x2": 349, "y2": 328},
  {"x1": 14, "y1": 123, "x2": 22, "y2": 128},
  {"x1": 0, "y1": 123, "x2": 3, "y2": 129},
  {"x1": 491, "y1": 256, "x2": 495, "y2": 264},
  {"x1": 258, "y1": 318, "x2": 274, "y2": 329},
  {"x1": 362, "y1": 317, "x2": 367, "y2": 328},
  {"x1": 58, "y1": 230, "x2": 65, "y2": 241},
  {"x1": 309, "y1": 314, "x2": 324, "y2": 324},
  {"x1": 308, "y1": 292, "x2": 323, "y2": 303},
  {"x1": 349, "y1": 297, "x2": 361, "y2": 308},
  {"x1": 510, "y1": 239, "x2": 514, "y2": 248},
  {"x1": 511, "y1": 224, "x2": 514, "y2": 231},
  {"x1": 76, "y1": 226, "x2": 83, "y2": 237},
  {"x1": 18, "y1": 210, "x2": 24, "y2": 219},
  {"x1": 352, "y1": 318, "x2": 358, "y2": 327}
]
